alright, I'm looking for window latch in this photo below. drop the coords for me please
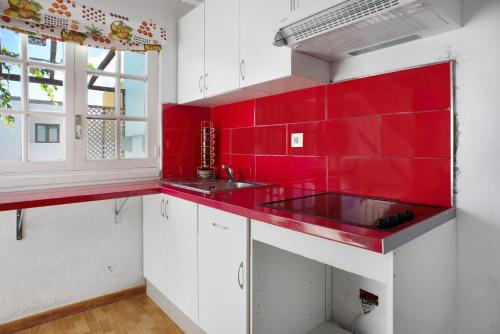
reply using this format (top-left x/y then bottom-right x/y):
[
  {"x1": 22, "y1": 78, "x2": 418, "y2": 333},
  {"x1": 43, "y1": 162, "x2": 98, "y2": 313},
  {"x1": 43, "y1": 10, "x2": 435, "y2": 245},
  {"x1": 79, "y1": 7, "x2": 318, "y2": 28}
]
[{"x1": 75, "y1": 115, "x2": 82, "y2": 140}]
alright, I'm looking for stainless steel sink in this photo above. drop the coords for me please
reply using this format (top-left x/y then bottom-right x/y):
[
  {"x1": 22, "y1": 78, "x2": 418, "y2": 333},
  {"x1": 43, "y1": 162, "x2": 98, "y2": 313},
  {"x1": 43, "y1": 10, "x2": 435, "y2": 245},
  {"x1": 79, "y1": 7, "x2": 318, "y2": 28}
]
[{"x1": 163, "y1": 178, "x2": 269, "y2": 194}]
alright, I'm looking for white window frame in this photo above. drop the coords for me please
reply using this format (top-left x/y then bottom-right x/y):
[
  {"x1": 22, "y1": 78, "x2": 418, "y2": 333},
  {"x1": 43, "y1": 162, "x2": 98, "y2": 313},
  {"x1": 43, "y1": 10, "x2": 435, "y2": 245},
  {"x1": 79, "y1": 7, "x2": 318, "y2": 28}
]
[
  {"x1": 0, "y1": 30, "x2": 160, "y2": 185},
  {"x1": 74, "y1": 46, "x2": 159, "y2": 170},
  {"x1": 0, "y1": 34, "x2": 75, "y2": 173}
]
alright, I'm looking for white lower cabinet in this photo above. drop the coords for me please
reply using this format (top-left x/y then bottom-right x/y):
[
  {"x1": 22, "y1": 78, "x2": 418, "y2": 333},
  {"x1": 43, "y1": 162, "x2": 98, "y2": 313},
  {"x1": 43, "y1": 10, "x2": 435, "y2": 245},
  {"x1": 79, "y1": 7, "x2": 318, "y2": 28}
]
[
  {"x1": 198, "y1": 205, "x2": 249, "y2": 334},
  {"x1": 143, "y1": 194, "x2": 168, "y2": 295},
  {"x1": 143, "y1": 194, "x2": 198, "y2": 322}
]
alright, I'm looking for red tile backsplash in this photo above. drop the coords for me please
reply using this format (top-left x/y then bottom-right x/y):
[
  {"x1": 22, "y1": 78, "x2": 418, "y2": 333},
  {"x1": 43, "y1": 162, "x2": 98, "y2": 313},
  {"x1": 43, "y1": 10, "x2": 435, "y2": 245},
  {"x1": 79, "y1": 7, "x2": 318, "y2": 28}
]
[
  {"x1": 255, "y1": 86, "x2": 326, "y2": 125},
  {"x1": 328, "y1": 157, "x2": 451, "y2": 207},
  {"x1": 327, "y1": 62, "x2": 451, "y2": 119},
  {"x1": 163, "y1": 104, "x2": 210, "y2": 129},
  {"x1": 211, "y1": 100, "x2": 255, "y2": 128},
  {"x1": 256, "y1": 156, "x2": 327, "y2": 191},
  {"x1": 255, "y1": 125, "x2": 287, "y2": 155},
  {"x1": 163, "y1": 62, "x2": 453, "y2": 207},
  {"x1": 380, "y1": 110, "x2": 451, "y2": 158}
]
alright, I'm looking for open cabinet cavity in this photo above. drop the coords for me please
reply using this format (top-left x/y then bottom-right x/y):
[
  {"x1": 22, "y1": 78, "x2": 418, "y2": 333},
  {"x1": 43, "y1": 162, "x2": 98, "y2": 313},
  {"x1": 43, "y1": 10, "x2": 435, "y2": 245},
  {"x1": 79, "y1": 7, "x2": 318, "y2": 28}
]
[
  {"x1": 251, "y1": 219, "x2": 457, "y2": 334},
  {"x1": 252, "y1": 241, "x2": 387, "y2": 334}
]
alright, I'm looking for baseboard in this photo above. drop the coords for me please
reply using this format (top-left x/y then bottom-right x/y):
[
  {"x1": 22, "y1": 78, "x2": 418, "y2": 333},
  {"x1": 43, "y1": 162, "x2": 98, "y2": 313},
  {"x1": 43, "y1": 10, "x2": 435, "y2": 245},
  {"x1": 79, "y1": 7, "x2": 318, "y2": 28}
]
[{"x1": 0, "y1": 285, "x2": 146, "y2": 334}]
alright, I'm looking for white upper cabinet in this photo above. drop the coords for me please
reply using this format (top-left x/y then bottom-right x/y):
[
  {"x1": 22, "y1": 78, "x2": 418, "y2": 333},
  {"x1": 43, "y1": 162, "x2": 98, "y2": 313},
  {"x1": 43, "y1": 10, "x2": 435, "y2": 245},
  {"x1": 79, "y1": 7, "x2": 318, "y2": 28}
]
[
  {"x1": 239, "y1": 0, "x2": 292, "y2": 88},
  {"x1": 204, "y1": 0, "x2": 240, "y2": 97},
  {"x1": 177, "y1": 0, "x2": 330, "y2": 106},
  {"x1": 198, "y1": 205, "x2": 249, "y2": 334},
  {"x1": 178, "y1": 3, "x2": 205, "y2": 104}
]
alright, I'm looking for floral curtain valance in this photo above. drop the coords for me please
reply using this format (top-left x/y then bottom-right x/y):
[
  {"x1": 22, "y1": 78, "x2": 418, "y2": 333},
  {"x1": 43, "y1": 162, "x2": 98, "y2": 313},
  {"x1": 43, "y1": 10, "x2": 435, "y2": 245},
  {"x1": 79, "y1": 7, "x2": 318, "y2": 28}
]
[{"x1": 0, "y1": 0, "x2": 167, "y2": 51}]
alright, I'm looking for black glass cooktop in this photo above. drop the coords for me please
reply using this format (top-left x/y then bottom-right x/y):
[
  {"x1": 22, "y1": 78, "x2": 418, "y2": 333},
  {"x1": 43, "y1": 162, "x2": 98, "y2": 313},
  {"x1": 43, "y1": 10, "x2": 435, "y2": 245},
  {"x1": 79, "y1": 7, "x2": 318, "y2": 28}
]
[{"x1": 263, "y1": 193, "x2": 442, "y2": 229}]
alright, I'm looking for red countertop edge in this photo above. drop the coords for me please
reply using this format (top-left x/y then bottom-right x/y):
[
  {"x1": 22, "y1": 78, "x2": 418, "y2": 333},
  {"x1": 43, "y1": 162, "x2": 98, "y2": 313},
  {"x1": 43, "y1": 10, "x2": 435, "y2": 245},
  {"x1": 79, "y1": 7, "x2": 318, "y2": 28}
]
[{"x1": 0, "y1": 181, "x2": 162, "y2": 211}]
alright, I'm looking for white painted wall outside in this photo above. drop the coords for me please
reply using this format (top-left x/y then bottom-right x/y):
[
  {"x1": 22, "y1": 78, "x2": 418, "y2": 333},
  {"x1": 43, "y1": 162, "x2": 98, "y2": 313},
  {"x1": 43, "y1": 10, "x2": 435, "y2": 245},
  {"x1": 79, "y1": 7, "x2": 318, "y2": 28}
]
[
  {"x1": 330, "y1": 1, "x2": 500, "y2": 332},
  {"x1": 0, "y1": 197, "x2": 143, "y2": 323}
]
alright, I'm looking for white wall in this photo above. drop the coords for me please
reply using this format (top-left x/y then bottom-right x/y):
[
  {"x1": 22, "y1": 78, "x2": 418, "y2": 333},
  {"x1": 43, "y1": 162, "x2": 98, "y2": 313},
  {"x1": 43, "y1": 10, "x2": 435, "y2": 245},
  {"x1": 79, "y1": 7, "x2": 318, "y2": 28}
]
[
  {"x1": 330, "y1": 1, "x2": 500, "y2": 332},
  {"x1": 0, "y1": 197, "x2": 143, "y2": 322}
]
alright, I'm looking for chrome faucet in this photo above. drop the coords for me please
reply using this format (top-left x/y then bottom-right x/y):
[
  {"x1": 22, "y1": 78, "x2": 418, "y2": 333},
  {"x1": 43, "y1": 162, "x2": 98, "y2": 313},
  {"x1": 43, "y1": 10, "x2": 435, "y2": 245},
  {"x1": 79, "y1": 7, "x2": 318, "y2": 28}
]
[{"x1": 221, "y1": 165, "x2": 234, "y2": 182}]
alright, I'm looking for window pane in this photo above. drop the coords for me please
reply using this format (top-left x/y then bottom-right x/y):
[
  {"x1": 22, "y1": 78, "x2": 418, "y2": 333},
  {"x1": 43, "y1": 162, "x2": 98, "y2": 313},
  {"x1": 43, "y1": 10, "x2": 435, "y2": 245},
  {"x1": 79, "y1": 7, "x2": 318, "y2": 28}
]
[
  {"x1": 88, "y1": 48, "x2": 116, "y2": 72},
  {"x1": 0, "y1": 27, "x2": 20, "y2": 58},
  {"x1": 121, "y1": 79, "x2": 145, "y2": 117},
  {"x1": 0, "y1": 62, "x2": 22, "y2": 110},
  {"x1": 29, "y1": 116, "x2": 64, "y2": 161},
  {"x1": 121, "y1": 51, "x2": 145, "y2": 76},
  {"x1": 27, "y1": 37, "x2": 64, "y2": 65},
  {"x1": 121, "y1": 121, "x2": 146, "y2": 159},
  {"x1": 87, "y1": 74, "x2": 115, "y2": 116},
  {"x1": 0, "y1": 114, "x2": 22, "y2": 161},
  {"x1": 87, "y1": 119, "x2": 116, "y2": 160},
  {"x1": 28, "y1": 67, "x2": 64, "y2": 112},
  {"x1": 36, "y1": 124, "x2": 46, "y2": 142},
  {"x1": 48, "y1": 126, "x2": 59, "y2": 143}
]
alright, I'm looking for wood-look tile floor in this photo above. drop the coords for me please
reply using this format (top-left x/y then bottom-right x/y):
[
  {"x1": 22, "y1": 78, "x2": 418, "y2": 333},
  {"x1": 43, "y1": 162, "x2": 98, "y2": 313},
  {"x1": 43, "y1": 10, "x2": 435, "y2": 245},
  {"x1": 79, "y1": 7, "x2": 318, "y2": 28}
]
[{"x1": 15, "y1": 295, "x2": 185, "y2": 334}]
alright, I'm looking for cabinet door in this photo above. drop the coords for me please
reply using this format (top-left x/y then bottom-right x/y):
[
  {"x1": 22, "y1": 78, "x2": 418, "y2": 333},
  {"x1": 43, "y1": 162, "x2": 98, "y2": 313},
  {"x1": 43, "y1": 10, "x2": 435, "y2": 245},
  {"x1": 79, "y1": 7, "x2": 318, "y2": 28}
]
[
  {"x1": 198, "y1": 205, "x2": 249, "y2": 334},
  {"x1": 204, "y1": 0, "x2": 240, "y2": 97},
  {"x1": 143, "y1": 194, "x2": 168, "y2": 295},
  {"x1": 178, "y1": 3, "x2": 205, "y2": 104},
  {"x1": 293, "y1": 0, "x2": 322, "y2": 10},
  {"x1": 165, "y1": 195, "x2": 199, "y2": 322},
  {"x1": 240, "y1": 0, "x2": 292, "y2": 88}
]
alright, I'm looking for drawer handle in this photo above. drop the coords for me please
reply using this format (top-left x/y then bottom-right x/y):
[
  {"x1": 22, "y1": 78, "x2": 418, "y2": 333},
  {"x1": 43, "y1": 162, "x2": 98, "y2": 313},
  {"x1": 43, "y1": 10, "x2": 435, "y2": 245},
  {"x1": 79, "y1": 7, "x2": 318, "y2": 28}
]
[
  {"x1": 164, "y1": 199, "x2": 169, "y2": 220},
  {"x1": 239, "y1": 59, "x2": 245, "y2": 81},
  {"x1": 237, "y1": 261, "x2": 244, "y2": 290},
  {"x1": 212, "y1": 222, "x2": 228, "y2": 230}
]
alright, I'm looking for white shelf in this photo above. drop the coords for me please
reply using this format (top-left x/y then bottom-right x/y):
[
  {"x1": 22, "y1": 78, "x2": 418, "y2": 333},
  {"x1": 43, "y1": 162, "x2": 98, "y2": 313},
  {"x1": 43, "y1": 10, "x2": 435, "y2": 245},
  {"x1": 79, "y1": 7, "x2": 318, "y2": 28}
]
[{"x1": 306, "y1": 322, "x2": 351, "y2": 334}]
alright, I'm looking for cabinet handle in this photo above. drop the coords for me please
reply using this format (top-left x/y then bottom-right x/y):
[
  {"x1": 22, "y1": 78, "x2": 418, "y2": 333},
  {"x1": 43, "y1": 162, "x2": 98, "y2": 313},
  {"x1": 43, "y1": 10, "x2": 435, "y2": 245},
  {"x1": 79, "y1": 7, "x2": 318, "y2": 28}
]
[
  {"x1": 161, "y1": 199, "x2": 165, "y2": 218},
  {"x1": 204, "y1": 73, "x2": 208, "y2": 92},
  {"x1": 237, "y1": 262, "x2": 244, "y2": 290},
  {"x1": 239, "y1": 59, "x2": 245, "y2": 81},
  {"x1": 290, "y1": 0, "x2": 293, "y2": 11},
  {"x1": 199, "y1": 75, "x2": 203, "y2": 93},
  {"x1": 212, "y1": 222, "x2": 228, "y2": 230},
  {"x1": 164, "y1": 199, "x2": 169, "y2": 220}
]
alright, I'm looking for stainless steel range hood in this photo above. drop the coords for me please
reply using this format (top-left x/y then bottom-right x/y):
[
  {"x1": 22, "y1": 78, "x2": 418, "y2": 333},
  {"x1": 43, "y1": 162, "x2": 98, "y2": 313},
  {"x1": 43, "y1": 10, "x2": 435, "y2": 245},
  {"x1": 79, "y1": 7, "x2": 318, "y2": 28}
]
[{"x1": 273, "y1": 0, "x2": 461, "y2": 61}]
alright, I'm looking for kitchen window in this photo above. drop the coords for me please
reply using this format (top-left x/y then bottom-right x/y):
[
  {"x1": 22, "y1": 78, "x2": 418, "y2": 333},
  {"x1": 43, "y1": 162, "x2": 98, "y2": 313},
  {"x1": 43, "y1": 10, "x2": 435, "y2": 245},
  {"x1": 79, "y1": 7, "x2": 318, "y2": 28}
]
[
  {"x1": 0, "y1": 27, "x2": 160, "y2": 179},
  {"x1": 0, "y1": 28, "x2": 73, "y2": 171}
]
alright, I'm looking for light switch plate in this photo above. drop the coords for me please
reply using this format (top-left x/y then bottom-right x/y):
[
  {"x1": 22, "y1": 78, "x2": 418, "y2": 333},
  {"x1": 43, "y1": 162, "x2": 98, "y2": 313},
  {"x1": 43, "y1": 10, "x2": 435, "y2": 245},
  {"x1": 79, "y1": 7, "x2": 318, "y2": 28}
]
[{"x1": 291, "y1": 133, "x2": 303, "y2": 148}]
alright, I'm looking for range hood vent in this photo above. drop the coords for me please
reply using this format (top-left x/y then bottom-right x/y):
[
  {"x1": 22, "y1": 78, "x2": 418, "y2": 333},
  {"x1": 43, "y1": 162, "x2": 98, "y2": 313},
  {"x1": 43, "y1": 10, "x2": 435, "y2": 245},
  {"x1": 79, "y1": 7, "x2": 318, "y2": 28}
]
[{"x1": 274, "y1": 0, "x2": 461, "y2": 61}]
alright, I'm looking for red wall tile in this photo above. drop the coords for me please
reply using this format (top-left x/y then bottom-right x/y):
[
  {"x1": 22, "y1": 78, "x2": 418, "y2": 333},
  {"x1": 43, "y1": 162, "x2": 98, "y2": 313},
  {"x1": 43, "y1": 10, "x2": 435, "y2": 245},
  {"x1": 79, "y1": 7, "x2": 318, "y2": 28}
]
[
  {"x1": 163, "y1": 154, "x2": 198, "y2": 178},
  {"x1": 380, "y1": 111, "x2": 451, "y2": 158},
  {"x1": 336, "y1": 117, "x2": 380, "y2": 157},
  {"x1": 231, "y1": 127, "x2": 255, "y2": 154},
  {"x1": 287, "y1": 121, "x2": 328, "y2": 156},
  {"x1": 162, "y1": 105, "x2": 210, "y2": 178},
  {"x1": 327, "y1": 62, "x2": 451, "y2": 119},
  {"x1": 217, "y1": 129, "x2": 231, "y2": 155},
  {"x1": 163, "y1": 104, "x2": 210, "y2": 129},
  {"x1": 328, "y1": 157, "x2": 451, "y2": 207},
  {"x1": 256, "y1": 156, "x2": 327, "y2": 191},
  {"x1": 255, "y1": 125, "x2": 287, "y2": 155},
  {"x1": 231, "y1": 154, "x2": 256, "y2": 181},
  {"x1": 211, "y1": 100, "x2": 255, "y2": 128},
  {"x1": 255, "y1": 86, "x2": 326, "y2": 125},
  {"x1": 163, "y1": 129, "x2": 198, "y2": 155}
]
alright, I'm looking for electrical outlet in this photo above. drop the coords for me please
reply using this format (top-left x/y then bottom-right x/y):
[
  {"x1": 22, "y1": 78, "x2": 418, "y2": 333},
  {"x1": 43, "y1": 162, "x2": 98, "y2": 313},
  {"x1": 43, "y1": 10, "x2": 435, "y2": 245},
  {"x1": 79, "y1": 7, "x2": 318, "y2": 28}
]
[{"x1": 291, "y1": 133, "x2": 303, "y2": 148}]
